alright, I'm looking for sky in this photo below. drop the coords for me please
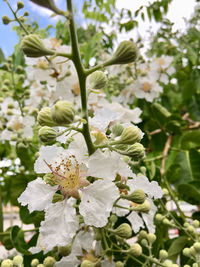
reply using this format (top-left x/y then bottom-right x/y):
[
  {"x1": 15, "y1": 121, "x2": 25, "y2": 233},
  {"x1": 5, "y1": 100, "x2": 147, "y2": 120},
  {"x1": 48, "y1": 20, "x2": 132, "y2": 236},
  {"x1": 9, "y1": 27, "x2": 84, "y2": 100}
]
[{"x1": 0, "y1": 0, "x2": 197, "y2": 57}]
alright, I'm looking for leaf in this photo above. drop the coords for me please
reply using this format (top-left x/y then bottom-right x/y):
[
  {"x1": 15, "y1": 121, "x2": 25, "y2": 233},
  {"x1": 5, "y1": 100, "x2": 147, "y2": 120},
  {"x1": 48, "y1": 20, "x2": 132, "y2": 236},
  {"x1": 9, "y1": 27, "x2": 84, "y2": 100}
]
[
  {"x1": 181, "y1": 130, "x2": 200, "y2": 149},
  {"x1": 168, "y1": 236, "x2": 188, "y2": 262},
  {"x1": 178, "y1": 183, "x2": 200, "y2": 205},
  {"x1": 11, "y1": 226, "x2": 31, "y2": 255},
  {"x1": 20, "y1": 205, "x2": 44, "y2": 227}
]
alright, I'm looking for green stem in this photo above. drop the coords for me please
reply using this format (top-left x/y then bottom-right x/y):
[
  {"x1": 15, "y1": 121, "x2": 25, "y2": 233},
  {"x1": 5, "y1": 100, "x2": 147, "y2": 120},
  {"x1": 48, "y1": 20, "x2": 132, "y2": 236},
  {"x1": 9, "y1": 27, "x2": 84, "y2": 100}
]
[
  {"x1": 0, "y1": 185, "x2": 3, "y2": 232},
  {"x1": 0, "y1": 227, "x2": 39, "y2": 237},
  {"x1": 85, "y1": 59, "x2": 114, "y2": 76},
  {"x1": 66, "y1": 0, "x2": 95, "y2": 155},
  {"x1": 141, "y1": 254, "x2": 166, "y2": 267}
]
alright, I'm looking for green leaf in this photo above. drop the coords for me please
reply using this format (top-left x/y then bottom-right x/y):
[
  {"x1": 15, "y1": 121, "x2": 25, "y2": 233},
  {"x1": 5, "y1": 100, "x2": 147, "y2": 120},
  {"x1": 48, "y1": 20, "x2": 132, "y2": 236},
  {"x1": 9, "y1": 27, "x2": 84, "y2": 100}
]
[
  {"x1": 20, "y1": 206, "x2": 44, "y2": 227},
  {"x1": 181, "y1": 130, "x2": 200, "y2": 149},
  {"x1": 168, "y1": 236, "x2": 188, "y2": 262},
  {"x1": 178, "y1": 183, "x2": 200, "y2": 205},
  {"x1": 11, "y1": 226, "x2": 31, "y2": 255}
]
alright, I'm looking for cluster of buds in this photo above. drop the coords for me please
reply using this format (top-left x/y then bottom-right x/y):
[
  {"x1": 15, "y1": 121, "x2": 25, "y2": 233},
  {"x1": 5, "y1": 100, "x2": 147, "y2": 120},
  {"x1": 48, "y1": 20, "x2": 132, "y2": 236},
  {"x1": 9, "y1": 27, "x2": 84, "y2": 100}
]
[
  {"x1": 1, "y1": 255, "x2": 23, "y2": 267},
  {"x1": 31, "y1": 256, "x2": 55, "y2": 267}
]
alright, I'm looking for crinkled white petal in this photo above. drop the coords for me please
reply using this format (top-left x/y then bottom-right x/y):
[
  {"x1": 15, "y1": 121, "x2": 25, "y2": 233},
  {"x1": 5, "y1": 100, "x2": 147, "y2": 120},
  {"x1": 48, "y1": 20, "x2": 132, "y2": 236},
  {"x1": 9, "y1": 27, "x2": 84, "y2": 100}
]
[
  {"x1": 18, "y1": 178, "x2": 57, "y2": 212},
  {"x1": 127, "y1": 175, "x2": 163, "y2": 199},
  {"x1": 39, "y1": 199, "x2": 79, "y2": 252},
  {"x1": 142, "y1": 198, "x2": 157, "y2": 233},
  {"x1": 71, "y1": 230, "x2": 94, "y2": 256},
  {"x1": 127, "y1": 211, "x2": 144, "y2": 233},
  {"x1": 79, "y1": 180, "x2": 119, "y2": 227},
  {"x1": 68, "y1": 133, "x2": 88, "y2": 163},
  {"x1": 55, "y1": 255, "x2": 80, "y2": 267},
  {"x1": 88, "y1": 150, "x2": 135, "y2": 181},
  {"x1": 29, "y1": 246, "x2": 42, "y2": 254},
  {"x1": 113, "y1": 199, "x2": 130, "y2": 216}
]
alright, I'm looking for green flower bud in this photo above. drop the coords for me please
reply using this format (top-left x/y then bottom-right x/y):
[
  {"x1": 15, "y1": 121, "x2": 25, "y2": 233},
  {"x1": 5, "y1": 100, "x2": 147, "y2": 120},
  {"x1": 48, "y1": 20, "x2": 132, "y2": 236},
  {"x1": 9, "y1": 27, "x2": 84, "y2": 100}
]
[
  {"x1": 155, "y1": 213, "x2": 163, "y2": 222},
  {"x1": 183, "y1": 265, "x2": 191, "y2": 267},
  {"x1": 193, "y1": 242, "x2": 200, "y2": 252},
  {"x1": 184, "y1": 222, "x2": 190, "y2": 228},
  {"x1": 7, "y1": 109, "x2": 13, "y2": 116},
  {"x1": 163, "y1": 218, "x2": 170, "y2": 225},
  {"x1": 3, "y1": 79, "x2": 10, "y2": 86},
  {"x1": 159, "y1": 249, "x2": 168, "y2": 259},
  {"x1": 30, "y1": 0, "x2": 64, "y2": 15},
  {"x1": 187, "y1": 225, "x2": 195, "y2": 233},
  {"x1": 119, "y1": 125, "x2": 142, "y2": 145},
  {"x1": 112, "y1": 124, "x2": 124, "y2": 137},
  {"x1": 125, "y1": 143, "x2": 145, "y2": 159},
  {"x1": 37, "y1": 107, "x2": 56, "y2": 127},
  {"x1": 13, "y1": 255, "x2": 23, "y2": 266},
  {"x1": 37, "y1": 265, "x2": 45, "y2": 267},
  {"x1": 192, "y1": 220, "x2": 200, "y2": 228},
  {"x1": 141, "y1": 238, "x2": 148, "y2": 247},
  {"x1": 172, "y1": 264, "x2": 179, "y2": 267},
  {"x1": 89, "y1": 71, "x2": 107, "y2": 89},
  {"x1": 147, "y1": 233, "x2": 156, "y2": 244},
  {"x1": 129, "y1": 243, "x2": 142, "y2": 257},
  {"x1": 110, "y1": 41, "x2": 138, "y2": 65},
  {"x1": 1, "y1": 260, "x2": 13, "y2": 267},
  {"x1": 2, "y1": 15, "x2": 11, "y2": 25},
  {"x1": 94, "y1": 228, "x2": 101, "y2": 241},
  {"x1": 115, "y1": 261, "x2": 124, "y2": 267},
  {"x1": 190, "y1": 246, "x2": 197, "y2": 257},
  {"x1": 192, "y1": 264, "x2": 198, "y2": 267},
  {"x1": 132, "y1": 200, "x2": 150, "y2": 213},
  {"x1": 2, "y1": 85, "x2": 9, "y2": 92},
  {"x1": 121, "y1": 189, "x2": 145, "y2": 204},
  {"x1": 7, "y1": 103, "x2": 14, "y2": 109},
  {"x1": 58, "y1": 243, "x2": 72, "y2": 256},
  {"x1": 52, "y1": 193, "x2": 64, "y2": 203},
  {"x1": 31, "y1": 259, "x2": 39, "y2": 267},
  {"x1": 163, "y1": 260, "x2": 173, "y2": 267},
  {"x1": 113, "y1": 223, "x2": 132, "y2": 239},
  {"x1": 23, "y1": 11, "x2": 29, "y2": 16},
  {"x1": 51, "y1": 101, "x2": 75, "y2": 125},
  {"x1": 21, "y1": 34, "x2": 54, "y2": 58},
  {"x1": 183, "y1": 248, "x2": 191, "y2": 257},
  {"x1": 17, "y1": 1, "x2": 24, "y2": 9},
  {"x1": 152, "y1": 103, "x2": 171, "y2": 118},
  {"x1": 80, "y1": 260, "x2": 95, "y2": 267},
  {"x1": 43, "y1": 256, "x2": 56, "y2": 267},
  {"x1": 38, "y1": 126, "x2": 58, "y2": 143},
  {"x1": 16, "y1": 65, "x2": 24, "y2": 73},
  {"x1": 138, "y1": 230, "x2": 148, "y2": 240},
  {"x1": 163, "y1": 188, "x2": 169, "y2": 195}
]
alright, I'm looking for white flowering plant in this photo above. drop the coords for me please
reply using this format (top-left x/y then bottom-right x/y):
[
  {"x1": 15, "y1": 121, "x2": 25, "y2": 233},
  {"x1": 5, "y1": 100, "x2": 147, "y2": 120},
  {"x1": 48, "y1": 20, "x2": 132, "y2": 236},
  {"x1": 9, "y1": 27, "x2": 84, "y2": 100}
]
[{"x1": 0, "y1": 0, "x2": 200, "y2": 267}]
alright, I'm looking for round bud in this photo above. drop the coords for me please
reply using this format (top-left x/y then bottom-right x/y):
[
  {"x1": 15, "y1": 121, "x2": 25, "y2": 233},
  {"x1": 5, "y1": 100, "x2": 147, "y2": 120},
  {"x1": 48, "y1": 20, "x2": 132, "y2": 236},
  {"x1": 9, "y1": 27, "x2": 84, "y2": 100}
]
[
  {"x1": 192, "y1": 264, "x2": 198, "y2": 267},
  {"x1": 111, "y1": 41, "x2": 138, "y2": 65},
  {"x1": 163, "y1": 260, "x2": 173, "y2": 267},
  {"x1": 51, "y1": 101, "x2": 75, "y2": 125},
  {"x1": 16, "y1": 66, "x2": 24, "y2": 73},
  {"x1": 121, "y1": 189, "x2": 145, "y2": 204},
  {"x1": 1, "y1": 260, "x2": 13, "y2": 267},
  {"x1": 132, "y1": 200, "x2": 150, "y2": 213},
  {"x1": 21, "y1": 34, "x2": 54, "y2": 58},
  {"x1": 192, "y1": 220, "x2": 200, "y2": 228},
  {"x1": 17, "y1": 1, "x2": 24, "y2": 9},
  {"x1": 120, "y1": 125, "x2": 142, "y2": 145},
  {"x1": 113, "y1": 223, "x2": 132, "y2": 239},
  {"x1": 7, "y1": 103, "x2": 14, "y2": 109},
  {"x1": 37, "y1": 107, "x2": 56, "y2": 127},
  {"x1": 2, "y1": 15, "x2": 11, "y2": 25},
  {"x1": 89, "y1": 70, "x2": 107, "y2": 89},
  {"x1": 115, "y1": 261, "x2": 124, "y2": 267},
  {"x1": 183, "y1": 248, "x2": 190, "y2": 257},
  {"x1": 58, "y1": 243, "x2": 72, "y2": 256},
  {"x1": 163, "y1": 188, "x2": 169, "y2": 195},
  {"x1": 31, "y1": 259, "x2": 40, "y2": 267},
  {"x1": 112, "y1": 124, "x2": 124, "y2": 137},
  {"x1": 183, "y1": 265, "x2": 191, "y2": 267},
  {"x1": 38, "y1": 126, "x2": 58, "y2": 143},
  {"x1": 126, "y1": 143, "x2": 145, "y2": 159},
  {"x1": 37, "y1": 265, "x2": 44, "y2": 267},
  {"x1": 183, "y1": 222, "x2": 190, "y2": 228},
  {"x1": 155, "y1": 214, "x2": 163, "y2": 222},
  {"x1": 159, "y1": 249, "x2": 168, "y2": 259},
  {"x1": 193, "y1": 242, "x2": 200, "y2": 253},
  {"x1": 13, "y1": 255, "x2": 23, "y2": 266},
  {"x1": 147, "y1": 233, "x2": 156, "y2": 245},
  {"x1": 190, "y1": 246, "x2": 197, "y2": 256},
  {"x1": 80, "y1": 260, "x2": 95, "y2": 267},
  {"x1": 138, "y1": 230, "x2": 148, "y2": 240},
  {"x1": 162, "y1": 218, "x2": 170, "y2": 225},
  {"x1": 141, "y1": 238, "x2": 148, "y2": 247},
  {"x1": 187, "y1": 225, "x2": 195, "y2": 233},
  {"x1": 129, "y1": 243, "x2": 142, "y2": 257},
  {"x1": 2, "y1": 85, "x2": 9, "y2": 92},
  {"x1": 172, "y1": 265, "x2": 179, "y2": 267},
  {"x1": 23, "y1": 11, "x2": 29, "y2": 16},
  {"x1": 3, "y1": 79, "x2": 10, "y2": 86},
  {"x1": 43, "y1": 256, "x2": 56, "y2": 267}
]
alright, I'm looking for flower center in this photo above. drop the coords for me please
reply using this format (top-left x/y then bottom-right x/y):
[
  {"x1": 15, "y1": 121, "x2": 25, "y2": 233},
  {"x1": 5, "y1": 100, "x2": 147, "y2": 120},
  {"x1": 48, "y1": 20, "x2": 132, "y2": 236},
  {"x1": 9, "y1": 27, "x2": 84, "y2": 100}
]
[{"x1": 141, "y1": 82, "x2": 151, "y2": 92}]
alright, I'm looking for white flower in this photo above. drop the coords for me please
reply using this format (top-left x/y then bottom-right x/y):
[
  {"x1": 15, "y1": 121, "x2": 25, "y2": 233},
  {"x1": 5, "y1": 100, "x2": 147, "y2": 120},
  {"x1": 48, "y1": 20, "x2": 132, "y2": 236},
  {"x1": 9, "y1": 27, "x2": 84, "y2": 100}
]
[
  {"x1": 18, "y1": 178, "x2": 57, "y2": 212},
  {"x1": 88, "y1": 149, "x2": 135, "y2": 181},
  {"x1": 79, "y1": 180, "x2": 119, "y2": 227},
  {"x1": 127, "y1": 211, "x2": 144, "y2": 233}
]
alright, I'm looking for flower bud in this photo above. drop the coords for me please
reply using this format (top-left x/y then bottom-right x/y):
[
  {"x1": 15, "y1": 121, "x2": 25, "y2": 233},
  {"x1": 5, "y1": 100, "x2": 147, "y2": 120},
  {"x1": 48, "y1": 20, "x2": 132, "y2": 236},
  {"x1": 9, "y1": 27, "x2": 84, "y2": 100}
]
[
  {"x1": 190, "y1": 246, "x2": 197, "y2": 257},
  {"x1": 132, "y1": 200, "x2": 150, "y2": 213},
  {"x1": 31, "y1": 259, "x2": 40, "y2": 267},
  {"x1": 193, "y1": 242, "x2": 200, "y2": 253},
  {"x1": 30, "y1": 0, "x2": 64, "y2": 15},
  {"x1": 38, "y1": 126, "x2": 58, "y2": 143},
  {"x1": 192, "y1": 264, "x2": 198, "y2": 267},
  {"x1": 163, "y1": 218, "x2": 170, "y2": 225},
  {"x1": 37, "y1": 107, "x2": 56, "y2": 127},
  {"x1": 110, "y1": 41, "x2": 138, "y2": 65},
  {"x1": 51, "y1": 101, "x2": 75, "y2": 125},
  {"x1": 3, "y1": 79, "x2": 10, "y2": 86},
  {"x1": 147, "y1": 233, "x2": 156, "y2": 245},
  {"x1": 89, "y1": 71, "x2": 107, "y2": 89},
  {"x1": 159, "y1": 249, "x2": 168, "y2": 259},
  {"x1": 121, "y1": 189, "x2": 145, "y2": 204},
  {"x1": 163, "y1": 188, "x2": 169, "y2": 195},
  {"x1": 138, "y1": 230, "x2": 148, "y2": 240},
  {"x1": 112, "y1": 124, "x2": 124, "y2": 137},
  {"x1": 43, "y1": 256, "x2": 56, "y2": 267},
  {"x1": 52, "y1": 193, "x2": 64, "y2": 203},
  {"x1": 2, "y1": 15, "x2": 11, "y2": 25},
  {"x1": 80, "y1": 260, "x2": 95, "y2": 267},
  {"x1": 37, "y1": 265, "x2": 44, "y2": 267},
  {"x1": 21, "y1": 34, "x2": 54, "y2": 58},
  {"x1": 119, "y1": 126, "x2": 142, "y2": 145},
  {"x1": 152, "y1": 103, "x2": 171, "y2": 118},
  {"x1": 58, "y1": 243, "x2": 72, "y2": 256},
  {"x1": 163, "y1": 260, "x2": 173, "y2": 267},
  {"x1": 116, "y1": 262, "x2": 124, "y2": 267},
  {"x1": 187, "y1": 225, "x2": 195, "y2": 233},
  {"x1": 17, "y1": 1, "x2": 24, "y2": 9},
  {"x1": 192, "y1": 220, "x2": 200, "y2": 228},
  {"x1": 13, "y1": 255, "x2": 23, "y2": 266},
  {"x1": 24, "y1": 11, "x2": 29, "y2": 16},
  {"x1": 141, "y1": 239, "x2": 148, "y2": 247},
  {"x1": 1, "y1": 260, "x2": 13, "y2": 267},
  {"x1": 183, "y1": 248, "x2": 191, "y2": 257},
  {"x1": 155, "y1": 213, "x2": 163, "y2": 222},
  {"x1": 126, "y1": 143, "x2": 145, "y2": 159},
  {"x1": 129, "y1": 243, "x2": 142, "y2": 257},
  {"x1": 113, "y1": 223, "x2": 132, "y2": 239},
  {"x1": 183, "y1": 265, "x2": 190, "y2": 267}
]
